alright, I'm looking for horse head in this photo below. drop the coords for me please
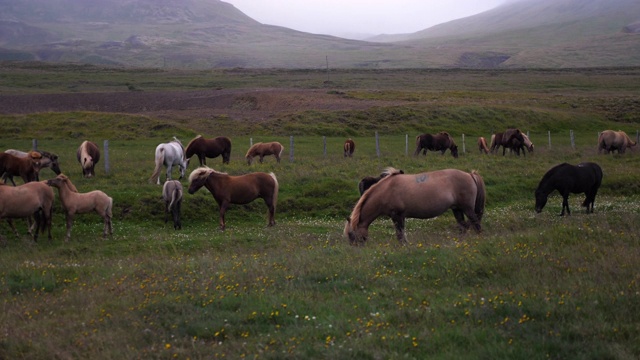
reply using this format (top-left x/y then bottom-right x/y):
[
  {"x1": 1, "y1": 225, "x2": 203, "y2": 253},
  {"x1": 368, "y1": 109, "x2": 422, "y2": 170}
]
[
  {"x1": 187, "y1": 167, "x2": 213, "y2": 194},
  {"x1": 534, "y1": 189, "x2": 548, "y2": 213},
  {"x1": 344, "y1": 217, "x2": 368, "y2": 245},
  {"x1": 450, "y1": 144, "x2": 459, "y2": 158}
]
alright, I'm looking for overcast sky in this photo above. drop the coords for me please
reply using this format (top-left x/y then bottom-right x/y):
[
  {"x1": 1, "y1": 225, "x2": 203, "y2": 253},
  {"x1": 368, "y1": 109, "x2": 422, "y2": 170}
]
[{"x1": 224, "y1": 0, "x2": 506, "y2": 38}]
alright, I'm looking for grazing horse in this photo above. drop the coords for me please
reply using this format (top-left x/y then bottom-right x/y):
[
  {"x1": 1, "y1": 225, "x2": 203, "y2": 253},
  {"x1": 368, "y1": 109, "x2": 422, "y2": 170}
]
[
  {"x1": 490, "y1": 129, "x2": 527, "y2": 156},
  {"x1": 185, "y1": 135, "x2": 232, "y2": 166},
  {"x1": 0, "y1": 181, "x2": 53, "y2": 242},
  {"x1": 0, "y1": 151, "x2": 43, "y2": 185},
  {"x1": 77, "y1": 141, "x2": 100, "y2": 178},
  {"x1": 344, "y1": 139, "x2": 355, "y2": 157},
  {"x1": 188, "y1": 167, "x2": 278, "y2": 230},
  {"x1": 149, "y1": 137, "x2": 188, "y2": 185},
  {"x1": 478, "y1": 137, "x2": 490, "y2": 154},
  {"x1": 345, "y1": 167, "x2": 485, "y2": 245},
  {"x1": 162, "y1": 180, "x2": 183, "y2": 230},
  {"x1": 46, "y1": 174, "x2": 113, "y2": 241},
  {"x1": 535, "y1": 162, "x2": 603, "y2": 216},
  {"x1": 598, "y1": 130, "x2": 637, "y2": 154},
  {"x1": 4, "y1": 149, "x2": 61, "y2": 181},
  {"x1": 414, "y1": 132, "x2": 459, "y2": 158},
  {"x1": 358, "y1": 168, "x2": 404, "y2": 195},
  {"x1": 245, "y1": 142, "x2": 284, "y2": 165}
]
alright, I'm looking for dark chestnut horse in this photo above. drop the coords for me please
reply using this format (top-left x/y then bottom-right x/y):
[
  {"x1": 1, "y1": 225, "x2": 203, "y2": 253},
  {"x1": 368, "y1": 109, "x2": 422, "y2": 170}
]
[
  {"x1": 358, "y1": 168, "x2": 404, "y2": 195},
  {"x1": 185, "y1": 135, "x2": 232, "y2": 166},
  {"x1": 188, "y1": 167, "x2": 279, "y2": 230},
  {"x1": 76, "y1": 140, "x2": 100, "y2": 178},
  {"x1": 0, "y1": 151, "x2": 43, "y2": 185},
  {"x1": 344, "y1": 139, "x2": 355, "y2": 157},
  {"x1": 4, "y1": 149, "x2": 61, "y2": 182},
  {"x1": 535, "y1": 162, "x2": 603, "y2": 216},
  {"x1": 245, "y1": 142, "x2": 284, "y2": 165},
  {"x1": 414, "y1": 132, "x2": 458, "y2": 158}
]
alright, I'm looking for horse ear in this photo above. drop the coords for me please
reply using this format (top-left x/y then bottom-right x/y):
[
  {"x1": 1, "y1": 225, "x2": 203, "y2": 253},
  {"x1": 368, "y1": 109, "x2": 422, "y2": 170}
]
[{"x1": 346, "y1": 216, "x2": 351, "y2": 222}]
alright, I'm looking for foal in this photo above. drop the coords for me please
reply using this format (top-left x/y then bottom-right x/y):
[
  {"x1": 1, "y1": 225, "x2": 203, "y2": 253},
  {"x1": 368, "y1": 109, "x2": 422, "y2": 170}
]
[{"x1": 162, "y1": 180, "x2": 183, "y2": 230}]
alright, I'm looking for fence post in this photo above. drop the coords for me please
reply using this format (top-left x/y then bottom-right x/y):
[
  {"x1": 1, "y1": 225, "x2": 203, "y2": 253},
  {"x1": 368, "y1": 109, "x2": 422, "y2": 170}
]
[
  {"x1": 250, "y1": 138, "x2": 253, "y2": 147},
  {"x1": 289, "y1": 136, "x2": 294, "y2": 163},
  {"x1": 103, "y1": 140, "x2": 110, "y2": 175},
  {"x1": 323, "y1": 136, "x2": 327, "y2": 157},
  {"x1": 375, "y1": 132, "x2": 380, "y2": 157},
  {"x1": 462, "y1": 134, "x2": 466, "y2": 154},
  {"x1": 637, "y1": 130, "x2": 639, "y2": 144},
  {"x1": 548, "y1": 131, "x2": 551, "y2": 148},
  {"x1": 405, "y1": 134, "x2": 408, "y2": 156},
  {"x1": 32, "y1": 139, "x2": 38, "y2": 150},
  {"x1": 570, "y1": 130, "x2": 575, "y2": 149}
]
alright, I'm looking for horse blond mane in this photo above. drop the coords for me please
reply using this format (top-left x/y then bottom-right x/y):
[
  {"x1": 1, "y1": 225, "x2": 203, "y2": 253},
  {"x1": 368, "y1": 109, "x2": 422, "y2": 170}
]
[
  {"x1": 188, "y1": 167, "x2": 227, "y2": 183},
  {"x1": 348, "y1": 167, "x2": 402, "y2": 229}
]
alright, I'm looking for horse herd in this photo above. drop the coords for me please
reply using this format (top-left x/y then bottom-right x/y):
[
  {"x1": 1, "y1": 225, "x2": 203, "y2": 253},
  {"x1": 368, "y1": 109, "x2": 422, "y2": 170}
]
[{"x1": 0, "y1": 129, "x2": 634, "y2": 245}]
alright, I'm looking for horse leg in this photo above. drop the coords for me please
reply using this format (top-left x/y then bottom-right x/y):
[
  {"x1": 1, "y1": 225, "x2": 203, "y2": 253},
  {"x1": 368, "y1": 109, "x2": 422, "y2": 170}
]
[
  {"x1": 259, "y1": 156, "x2": 264, "y2": 164},
  {"x1": 218, "y1": 203, "x2": 228, "y2": 230},
  {"x1": 199, "y1": 154, "x2": 206, "y2": 167},
  {"x1": 173, "y1": 202, "x2": 181, "y2": 230},
  {"x1": 65, "y1": 213, "x2": 74, "y2": 241},
  {"x1": 7, "y1": 219, "x2": 20, "y2": 238},
  {"x1": 452, "y1": 209, "x2": 470, "y2": 232},
  {"x1": 391, "y1": 215, "x2": 408, "y2": 245},
  {"x1": 560, "y1": 194, "x2": 571, "y2": 216},
  {"x1": 265, "y1": 198, "x2": 276, "y2": 227},
  {"x1": 164, "y1": 201, "x2": 170, "y2": 224}
]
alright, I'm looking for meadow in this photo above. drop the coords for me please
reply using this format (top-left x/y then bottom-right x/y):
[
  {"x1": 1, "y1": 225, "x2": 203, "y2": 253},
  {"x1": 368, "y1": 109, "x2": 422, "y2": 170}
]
[{"x1": 1, "y1": 64, "x2": 640, "y2": 359}]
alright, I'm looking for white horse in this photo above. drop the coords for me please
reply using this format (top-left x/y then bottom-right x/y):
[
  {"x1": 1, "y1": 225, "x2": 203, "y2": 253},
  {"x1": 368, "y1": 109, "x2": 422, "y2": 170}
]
[{"x1": 149, "y1": 137, "x2": 188, "y2": 185}]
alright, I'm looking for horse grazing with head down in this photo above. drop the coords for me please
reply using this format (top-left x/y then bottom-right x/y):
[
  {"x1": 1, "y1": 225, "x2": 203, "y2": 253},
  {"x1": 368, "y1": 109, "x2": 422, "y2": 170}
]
[
  {"x1": 414, "y1": 132, "x2": 459, "y2": 158},
  {"x1": 0, "y1": 151, "x2": 43, "y2": 185},
  {"x1": 598, "y1": 130, "x2": 637, "y2": 154},
  {"x1": 491, "y1": 129, "x2": 529, "y2": 156},
  {"x1": 535, "y1": 162, "x2": 603, "y2": 216},
  {"x1": 46, "y1": 174, "x2": 113, "y2": 241},
  {"x1": 185, "y1": 135, "x2": 232, "y2": 166},
  {"x1": 345, "y1": 167, "x2": 485, "y2": 245},
  {"x1": 245, "y1": 142, "x2": 284, "y2": 165},
  {"x1": 162, "y1": 180, "x2": 183, "y2": 230},
  {"x1": 478, "y1": 137, "x2": 490, "y2": 154},
  {"x1": 0, "y1": 181, "x2": 53, "y2": 242},
  {"x1": 358, "y1": 168, "x2": 404, "y2": 195},
  {"x1": 150, "y1": 137, "x2": 188, "y2": 185},
  {"x1": 188, "y1": 167, "x2": 278, "y2": 230},
  {"x1": 77, "y1": 141, "x2": 100, "y2": 178},
  {"x1": 344, "y1": 139, "x2": 355, "y2": 157},
  {"x1": 4, "y1": 149, "x2": 61, "y2": 182}
]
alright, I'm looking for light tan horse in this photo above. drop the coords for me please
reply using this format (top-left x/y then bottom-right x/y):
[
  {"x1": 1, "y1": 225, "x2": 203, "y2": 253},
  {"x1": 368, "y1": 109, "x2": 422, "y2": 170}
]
[
  {"x1": 188, "y1": 167, "x2": 278, "y2": 230},
  {"x1": 598, "y1": 130, "x2": 637, "y2": 154},
  {"x1": 478, "y1": 137, "x2": 490, "y2": 154},
  {"x1": 46, "y1": 174, "x2": 113, "y2": 241},
  {"x1": 344, "y1": 167, "x2": 485, "y2": 245},
  {"x1": 245, "y1": 142, "x2": 284, "y2": 165},
  {"x1": 0, "y1": 181, "x2": 53, "y2": 242},
  {"x1": 344, "y1": 139, "x2": 355, "y2": 157}
]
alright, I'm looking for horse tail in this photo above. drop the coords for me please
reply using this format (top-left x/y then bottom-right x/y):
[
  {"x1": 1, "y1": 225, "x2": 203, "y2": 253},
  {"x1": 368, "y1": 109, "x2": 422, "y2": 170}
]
[
  {"x1": 106, "y1": 196, "x2": 113, "y2": 218},
  {"x1": 278, "y1": 143, "x2": 284, "y2": 158},
  {"x1": 470, "y1": 170, "x2": 486, "y2": 221},
  {"x1": 169, "y1": 185, "x2": 182, "y2": 211},
  {"x1": 270, "y1": 172, "x2": 279, "y2": 211},
  {"x1": 149, "y1": 147, "x2": 165, "y2": 184}
]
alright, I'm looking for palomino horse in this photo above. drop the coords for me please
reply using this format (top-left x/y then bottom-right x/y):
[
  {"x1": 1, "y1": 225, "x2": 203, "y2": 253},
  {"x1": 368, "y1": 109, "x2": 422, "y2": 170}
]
[
  {"x1": 535, "y1": 162, "x2": 603, "y2": 216},
  {"x1": 345, "y1": 167, "x2": 485, "y2": 245},
  {"x1": 0, "y1": 151, "x2": 42, "y2": 185},
  {"x1": 77, "y1": 140, "x2": 100, "y2": 178},
  {"x1": 344, "y1": 139, "x2": 355, "y2": 157},
  {"x1": 477, "y1": 137, "x2": 490, "y2": 154},
  {"x1": 46, "y1": 174, "x2": 113, "y2": 241},
  {"x1": 598, "y1": 130, "x2": 637, "y2": 154},
  {"x1": 0, "y1": 181, "x2": 53, "y2": 242},
  {"x1": 150, "y1": 137, "x2": 188, "y2": 185},
  {"x1": 185, "y1": 135, "x2": 232, "y2": 166},
  {"x1": 188, "y1": 167, "x2": 278, "y2": 230},
  {"x1": 358, "y1": 169, "x2": 404, "y2": 195},
  {"x1": 4, "y1": 149, "x2": 61, "y2": 181},
  {"x1": 245, "y1": 142, "x2": 284, "y2": 165},
  {"x1": 162, "y1": 180, "x2": 183, "y2": 230},
  {"x1": 414, "y1": 132, "x2": 459, "y2": 158}
]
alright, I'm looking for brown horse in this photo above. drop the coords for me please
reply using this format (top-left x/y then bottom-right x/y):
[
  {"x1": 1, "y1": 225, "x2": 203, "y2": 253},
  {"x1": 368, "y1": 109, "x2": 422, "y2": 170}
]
[
  {"x1": 344, "y1": 139, "x2": 355, "y2": 157},
  {"x1": 185, "y1": 135, "x2": 232, "y2": 166},
  {"x1": 0, "y1": 181, "x2": 53, "y2": 242},
  {"x1": 478, "y1": 137, "x2": 490, "y2": 154},
  {"x1": 490, "y1": 129, "x2": 527, "y2": 156},
  {"x1": 0, "y1": 151, "x2": 43, "y2": 185},
  {"x1": 345, "y1": 167, "x2": 485, "y2": 245},
  {"x1": 245, "y1": 142, "x2": 284, "y2": 165},
  {"x1": 46, "y1": 174, "x2": 113, "y2": 241},
  {"x1": 162, "y1": 180, "x2": 183, "y2": 230},
  {"x1": 4, "y1": 149, "x2": 62, "y2": 182},
  {"x1": 598, "y1": 130, "x2": 637, "y2": 154},
  {"x1": 76, "y1": 141, "x2": 100, "y2": 178},
  {"x1": 188, "y1": 167, "x2": 278, "y2": 230},
  {"x1": 414, "y1": 132, "x2": 459, "y2": 158}
]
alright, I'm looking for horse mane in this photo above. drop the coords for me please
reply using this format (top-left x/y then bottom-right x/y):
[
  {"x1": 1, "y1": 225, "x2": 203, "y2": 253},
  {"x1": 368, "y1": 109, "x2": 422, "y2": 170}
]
[
  {"x1": 185, "y1": 135, "x2": 202, "y2": 153},
  {"x1": 349, "y1": 167, "x2": 402, "y2": 229},
  {"x1": 245, "y1": 143, "x2": 261, "y2": 157},
  {"x1": 188, "y1": 166, "x2": 227, "y2": 183},
  {"x1": 28, "y1": 151, "x2": 43, "y2": 160},
  {"x1": 58, "y1": 174, "x2": 79, "y2": 193},
  {"x1": 539, "y1": 163, "x2": 569, "y2": 185}
]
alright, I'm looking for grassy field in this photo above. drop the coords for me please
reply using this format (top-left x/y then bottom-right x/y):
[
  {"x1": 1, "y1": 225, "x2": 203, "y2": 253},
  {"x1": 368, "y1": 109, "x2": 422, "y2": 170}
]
[{"x1": 1, "y1": 65, "x2": 640, "y2": 359}]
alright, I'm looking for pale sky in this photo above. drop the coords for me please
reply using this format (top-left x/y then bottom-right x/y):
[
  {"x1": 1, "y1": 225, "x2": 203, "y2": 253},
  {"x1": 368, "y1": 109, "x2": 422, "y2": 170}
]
[{"x1": 224, "y1": 0, "x2": 506, "y2": 38}]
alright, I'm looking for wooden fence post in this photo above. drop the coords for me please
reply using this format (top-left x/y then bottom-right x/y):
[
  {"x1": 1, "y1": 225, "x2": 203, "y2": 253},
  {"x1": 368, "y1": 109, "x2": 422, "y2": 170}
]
[
  {"x1": 250, "y1": 138, "x2": 253, "y2": 147},
  {"x1": 323, "y1": 136, "x2": 327, "y2": 157},
  {"x1": 103, "y1": 140, "x2": 110, "y2": 175},
  {"x1": 548, "y1": 131, "x2": 551, "y2": 148},
  {"x1": 462, "y1": 134, "x2": 466, "y2": 154},
  {"x1": 570, "y1": 130, "x2": 575, "y2": 149},
  {"x1": 405, "y1": 134, "x2": 408, "y2": 156},
  {"x1": 289, "y1": 136, "x2": 294, "y2": 163},
  {"x1": 375, "y1": 132, "x2": 380, "y2": 157},
  {"x1": 32, "y1": 139, "x2": 38, "y2": 150}
]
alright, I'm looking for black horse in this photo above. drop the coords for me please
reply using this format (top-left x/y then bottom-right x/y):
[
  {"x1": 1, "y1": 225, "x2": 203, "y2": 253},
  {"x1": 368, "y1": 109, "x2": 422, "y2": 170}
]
[
  {"x1": 358, "y1": 169, "x2": 405, "y2": 195},
  {"x1": 535, "y1": 162, "x2": 603, "y2": 216}
]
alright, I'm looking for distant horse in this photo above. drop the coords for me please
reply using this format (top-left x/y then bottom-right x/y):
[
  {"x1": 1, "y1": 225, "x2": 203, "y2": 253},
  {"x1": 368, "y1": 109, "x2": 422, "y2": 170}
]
[
  {"x1": 185, "y1": 135, "x2": 232, "y2": 166},
  {"x1": 0, "y1": 151, "x2": 42, "y2": 185},
  {"x1": 77, "y1": 141, "x2": 100, "y2": 178},
  {"x1": 149, "y1": 137, "x2": 188, "y2": 185},
  {"x1": 245, "y1": 142, "x2": 284, "y2": 165},
  {"x1": 358, "y1": 168, "x2": 404, "y2": 195},
  {"x1": 477, "y1": 137, "x2": 490, "y2": 154},
  {"x1": 4, "y1": 149, "x2": 61, "y2": 181},
  {"x1": 598, "y1": 130, "x2": 637, "y2": 154},
  {"x1": 345, "y1": 167, "x2": 485, "y2": 245},
  {"x1": 188, "y1": 167, "x2": 278, "y2": 230},
  {"x1": 490, "y1": 129, "x2": 527, "y2": 156},
  {"x1": 414, "y1": 132, "x2": 459, "y2": 158},
  {"x1": 535, "y1": 162, "x2": 603, "y2": 216},
  {"x1": 162, "y1": 180, "x2": 183, "y2": 230},
  {"x1": 344, "y1": 139, "x2": 355, "y2": 157},
  {"x1": 46, "y1": 174, "x2": 113, "y2": 241},
  {"x1": 0, "y1": 181, "x2": 53, "y2": 242}
]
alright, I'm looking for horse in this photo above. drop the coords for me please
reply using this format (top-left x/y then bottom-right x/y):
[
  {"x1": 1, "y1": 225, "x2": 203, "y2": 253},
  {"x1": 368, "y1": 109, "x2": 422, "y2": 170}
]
[
  {"x1": 185, "y1": 135, "x2": 232, "y2": 166},
  {"x1": 344, "y1": 139, "x2": 355, "y2": 157},
  {"x1": 149, "y1": 137, "x2": 188, "y2": 185},
  {"x1": 490, "y1": 129, "x2": 527, "y2": 156},
  {"x1": 46, "y1": 174, "x2": 113, "y2": 241},
  {"x1": 358, "y1": 168, "x2": 404, "y2": 195},
  {"x1": 477, "y1": 137, "x2": 490, "y2": 154},
  {"x1": 245, "y1": 142, "x2": 284, "y2": 165},
  {"x1": 414, "y1": 132, "x2": 459, "y2": 158},
  {"x1": 345, "y1": 167, "x2": 485, "y2": 245},
  {"x1": 598, "y1": 130, "x2": 637, "y2": 154},
  {"x1": 535, "y1": 162, "x2": 603, "y2": 216},
  {"x1": 188, "y1": 167, "x2": 278, "y2": 230},
  {"x1": 4, "y1": 149, "x2": 61, "y2": 182},
  {"x1": 162, "y1": 180, "x2": 183, "y2": 230},
  {"x1": 77, "y1": 140, "x2": 100, "y2": 178},
  {"x1": 0, "y1": 151, "x2": 43, "y2": 185},
  {"x1": 0, "y1": 181, "x2": 53, "y2": 242}
]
